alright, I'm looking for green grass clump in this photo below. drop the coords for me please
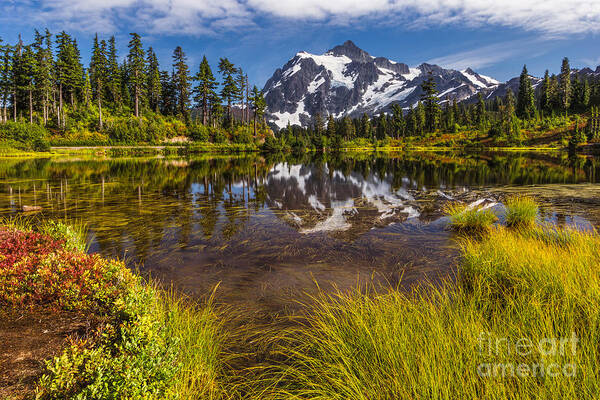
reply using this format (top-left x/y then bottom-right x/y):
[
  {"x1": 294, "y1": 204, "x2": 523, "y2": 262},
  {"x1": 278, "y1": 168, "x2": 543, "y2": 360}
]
[
  {"x1": 444, "y1": 202, "x2": 498, "y2": 232},
  {"x1": 504, "y1": 195, "x2": 539, "y2": 228},
  {"x1": 261, "y1": 226, "x2": 600, "y2": 399}
]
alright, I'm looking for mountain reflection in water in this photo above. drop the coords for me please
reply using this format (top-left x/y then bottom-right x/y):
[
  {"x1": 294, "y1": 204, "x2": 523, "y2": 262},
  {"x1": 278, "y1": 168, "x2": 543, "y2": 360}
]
[{"x1": 0, "y1": 151, "x2": 599, "y2": 315}]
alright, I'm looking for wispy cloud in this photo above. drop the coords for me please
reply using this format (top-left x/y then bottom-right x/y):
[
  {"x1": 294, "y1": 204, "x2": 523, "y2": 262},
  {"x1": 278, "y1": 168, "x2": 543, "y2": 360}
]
[
  {"x1": 3, "y1": 0, "x2": 600, "y2": 36},
  {"x1": 581, "y1": 57, "x2": 600, "y2": 68},
  {"x1": 426, "y1": 39, "x2": 553, "y2": 70}
]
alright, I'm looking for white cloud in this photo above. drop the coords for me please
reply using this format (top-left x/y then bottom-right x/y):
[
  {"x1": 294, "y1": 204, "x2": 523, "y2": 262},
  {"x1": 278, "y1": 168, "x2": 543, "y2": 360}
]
[
  {"x1": 427, "y1": 39, "x2": 546, "y2": 70},
  {"x1": 3, "y1": 0, "x2": 600, "y2": 35}
]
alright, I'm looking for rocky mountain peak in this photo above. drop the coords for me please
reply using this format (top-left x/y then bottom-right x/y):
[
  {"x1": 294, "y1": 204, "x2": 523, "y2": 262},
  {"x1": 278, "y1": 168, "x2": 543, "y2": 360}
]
[
  {"x1": 263, "y1": 41, "x2": 502, "y2": 129},
  {"x1": 327, "y1": 40, "x2": 372, "y2": 62}
]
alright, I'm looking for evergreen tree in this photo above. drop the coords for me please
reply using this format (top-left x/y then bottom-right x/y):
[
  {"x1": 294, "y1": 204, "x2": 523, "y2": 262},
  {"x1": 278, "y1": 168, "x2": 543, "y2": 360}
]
[
  {"x1": 83, "y1": 71, "x2": 92, "y2": 107},
  {"x1": 83, "y1": 70, "x2": 92, "y2": 106},
  {"x1": 172, "y1": 46, "x2": 191, "y2": 121},
  {"x1": 390, "y1": 104, "x2": 404, "y2": 138},
  {"x1": 89, "y1": 34, "x2": 108, "y2": 128},
  {"x1": 146, "y1": 47, "x2": 161, "y2": 113},
  {"x1": 193, "y1": 55, "x2": 217, "y2": 125},
  {"x1": 582, "y1": 79, "x2": 591, "y2": 108},
  {"x1": 326, "y1": 114, "x2": 336, "y2": 138},
  {"x1": 559, "y1": 57, "x2": 571, "y2": 114},
  {"x1": 70, "y1": 39, "x2": 85, "y2": 106},
  {"x1": 475, "y1": 92, "x2": 487, "y2": 127},
  {"x1": 420, "y1": 72, "x2": 440, "y2": 132},
  {"x1": 55, "y1": 31, "x2": 82, "y2": 125},
  {"x1": 11, "y1": 36, "x2": 24, "y2": 122},
  {"x1": 159, "y1": 69, "x2": 176, "y2": 115},
  {"x1": 107, "y1": 36, "x2": 121, "y2": 106},
  {"x1": 20, "y1": 44, "x2": 37, "y2": 123},
  {"x1": 360, "y1": 113, "x2": 371, "y2": 138},
  {"x1": 33, "y1": 29, "x2": 53, "y2": 124},
  {"x1": 503, "y1": 88, "x2": 519, "y2": 138},
  {"x1": 376, "y1": 112, "x2": 388, "y2": 139},
  {"x1": 0, "y1": 39, "x2": 10, "y2": 123},
  {"x1": 218, "y1": 57, "x2": 238, "y2": 126},
  {"x1": 540, "y1": 70, "x2": 551, "y2": 114},
  {"x1": 249, "y1": 86, "x2": 265, "y2": 136},
  {"x1": 127, "y1": 33, "x2": 146, "y2": 118},
  {"x1": 314, "y1": 112, "x2": 324, "y2": 136},
  {"x1": 342, "y1": 116, "x2": 354, "y2": 140},
  {"x1": 119, "y1": 60, "x2": 131, "y2": 109},
  {"x1": 549, "y1": 74, "x2": 559, "y2": 110},
  {"x1": 236, "y1": 67, "x2": 246, "y2": 123},
  {"x1": 516, "y1": 65, "x2": 535, "y2": 119},
  {"x1": 415, "y1": 101, "x2": 426, "y2": 135}
]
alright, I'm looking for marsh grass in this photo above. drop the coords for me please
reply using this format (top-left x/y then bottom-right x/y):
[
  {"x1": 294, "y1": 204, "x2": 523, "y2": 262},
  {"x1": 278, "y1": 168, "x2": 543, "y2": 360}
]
[
  {"x1": 504, "y1": 195, "x2": 539, "y2": 228},
  {"x1": 158, "y1": 287, "x2": 234, "y2": 400},
  {"x1": 257, "y1": 225, "x2": 600, "y2": 399},
  {"x1": 444, "y1": 202, "x2": 498, "y2": 233}
]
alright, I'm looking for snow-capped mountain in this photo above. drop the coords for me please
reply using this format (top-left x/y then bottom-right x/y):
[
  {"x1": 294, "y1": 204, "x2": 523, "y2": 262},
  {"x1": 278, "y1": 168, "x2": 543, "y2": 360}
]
[{"x1": 263, "y1": 40, "x2": 500, "y2": 129}]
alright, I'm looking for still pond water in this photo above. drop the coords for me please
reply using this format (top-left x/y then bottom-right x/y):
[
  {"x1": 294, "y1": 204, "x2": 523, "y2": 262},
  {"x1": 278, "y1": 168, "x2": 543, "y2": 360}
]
[{"x1": 1, "y1": 151, "x2": 599, "y2": 315}]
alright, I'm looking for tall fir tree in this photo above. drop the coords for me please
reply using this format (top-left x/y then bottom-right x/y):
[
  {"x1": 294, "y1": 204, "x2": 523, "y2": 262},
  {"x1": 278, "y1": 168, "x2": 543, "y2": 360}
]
[
  {"x1": 146, "y1": 47, "x2": 162, "y2": 113},
  {"x1": 159, "y1": 70, "x2": 176, "y2": 115},
  {"x1": 89, "y1": 34, "x2": 108, "y2": 128},
  {"x1": 390, "y1": 104, "x2": 404, "y2": 138},
  {"x1": 249, "y1": 85, "x2": 265, "y2": 136},
  {"x1": 127, "y1": 33, "x2": 146, "y2": 118},
  {"x1": 107, "y1": 36, "x2": 121, "y2": 107},
  {"x1": 559, "y1": 57, "x2": 571, "y2": 114},
  {"x1": 171, "y1": 46, "x2": 191, "y2": 121},
  {"x1": 193, "y1": 55, "x2": 217, "y2": 125},
  {"x1": 539, "y1": 70, "x2": 551, "y2": 114},
  {"x1": 33, "y1": 29, "x2": 53, "y2": 125},
  {"x1": 0, "y1": 38, "x2": 10, "y2": 122},
  {"x1": 516, "y1": 65, "x2": 535, "y2": 119},
  {"x1": 420, "y1": 72, "x2": 440, "y2": 132},
  {"x1": 20, "y1": 44, "x2": 37, "y2": 123},
  {"x1": 218, "y1": 57, "x2": 238, "y2": 126}
]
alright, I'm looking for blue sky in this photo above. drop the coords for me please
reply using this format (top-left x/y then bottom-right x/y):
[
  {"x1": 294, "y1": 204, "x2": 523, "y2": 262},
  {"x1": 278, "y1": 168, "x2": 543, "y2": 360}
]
[{"x1": 1, "y1": 0, "x2": 600, "y2": 89}]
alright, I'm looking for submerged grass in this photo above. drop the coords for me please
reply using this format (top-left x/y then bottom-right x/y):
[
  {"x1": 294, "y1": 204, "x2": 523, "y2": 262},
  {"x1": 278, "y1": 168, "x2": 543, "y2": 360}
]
[
  {"x1": 444, "y1": 202, "x2": 498, "y2": 233},
  {"x1": 258, "y1": 224, "x2": 600, "y2": 399}
]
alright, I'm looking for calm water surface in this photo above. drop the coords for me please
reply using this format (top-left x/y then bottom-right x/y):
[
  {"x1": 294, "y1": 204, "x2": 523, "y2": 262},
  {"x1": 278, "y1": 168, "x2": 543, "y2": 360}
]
[{"x1": 1, "y1": 151, "x2": 599, "y2": 315}]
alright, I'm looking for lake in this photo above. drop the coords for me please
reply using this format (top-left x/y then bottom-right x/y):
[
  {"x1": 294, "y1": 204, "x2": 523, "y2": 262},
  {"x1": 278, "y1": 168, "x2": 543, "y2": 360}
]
[{"x1": 1, "y1": 151, "x2": 599, "y2": 316}]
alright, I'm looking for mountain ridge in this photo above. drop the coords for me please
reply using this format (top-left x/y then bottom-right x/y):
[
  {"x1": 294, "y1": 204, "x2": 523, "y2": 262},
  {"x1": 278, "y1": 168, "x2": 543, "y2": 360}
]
[{"x1": 263, "y1": 40, "x2": 501, "y2": 129}]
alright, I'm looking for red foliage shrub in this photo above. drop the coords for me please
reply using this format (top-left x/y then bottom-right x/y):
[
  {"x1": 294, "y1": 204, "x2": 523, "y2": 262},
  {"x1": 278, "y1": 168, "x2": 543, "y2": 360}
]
[{"x1": 0, "y1": 228, "x2": 134, "y2": 312}]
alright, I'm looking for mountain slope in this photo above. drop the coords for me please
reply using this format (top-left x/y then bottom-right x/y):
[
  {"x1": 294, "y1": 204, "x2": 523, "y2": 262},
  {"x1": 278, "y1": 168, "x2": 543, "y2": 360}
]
[{"x1": 263, "y1": 40, "x2": 500, "y2": 129}]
